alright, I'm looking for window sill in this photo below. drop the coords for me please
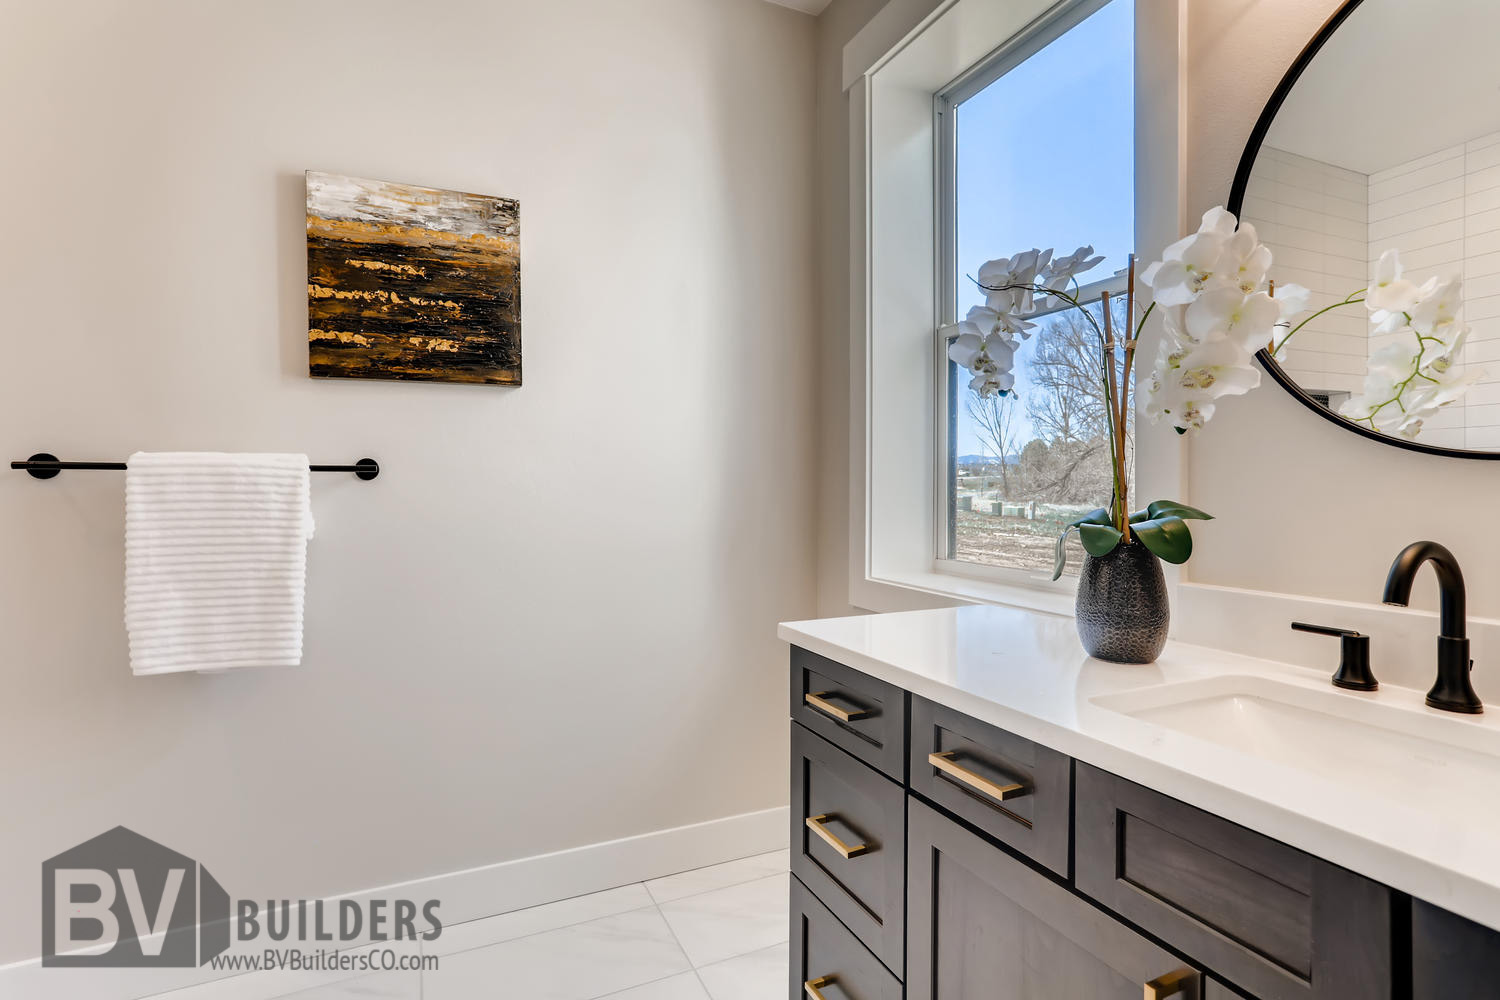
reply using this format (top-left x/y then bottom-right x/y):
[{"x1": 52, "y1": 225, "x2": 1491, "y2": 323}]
[{"x1": 861, "y1": 567, "x2": 1077, "y2": 618}]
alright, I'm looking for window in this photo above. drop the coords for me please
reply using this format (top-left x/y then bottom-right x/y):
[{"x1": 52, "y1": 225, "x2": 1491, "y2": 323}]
[{"x1": 937, "y1": 0, "x2": 1136, "y2": 581}]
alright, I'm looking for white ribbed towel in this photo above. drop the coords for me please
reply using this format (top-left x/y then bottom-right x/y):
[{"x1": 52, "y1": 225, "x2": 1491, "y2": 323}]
[{"x1": 125, "y1": 452, "x2": 315, "y2": 675}]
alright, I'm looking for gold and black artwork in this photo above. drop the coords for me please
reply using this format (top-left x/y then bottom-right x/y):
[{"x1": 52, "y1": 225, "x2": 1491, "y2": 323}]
[{"x1": 306, "y1": 172, "x2": 520, "y2": 385}]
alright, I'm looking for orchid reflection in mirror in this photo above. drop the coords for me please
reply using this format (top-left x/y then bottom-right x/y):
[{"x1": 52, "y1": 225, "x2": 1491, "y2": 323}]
[{"x1": 1266, "y1": 249, "x2": 1480, "y2": 439}]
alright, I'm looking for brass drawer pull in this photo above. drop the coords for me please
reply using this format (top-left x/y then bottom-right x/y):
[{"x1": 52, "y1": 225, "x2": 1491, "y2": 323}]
[
  {"x1": 1144, "y1": 968, "x2": 1196, "y2": 999},
  {"x1": 805, "y1": 814, "x2": 870, "y2": 859},
  {"x1": 805, "y1": 975, "x2": 835, "y2": 1000},
  {"x1": 805, "y1": 691, "x2": 871, "y2": 723},
  {"x1": 928, "y1": 751, "x2": 1028, "y2": 802}
]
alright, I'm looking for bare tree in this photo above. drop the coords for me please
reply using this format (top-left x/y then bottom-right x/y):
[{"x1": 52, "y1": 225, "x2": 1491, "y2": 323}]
[
  {"x1": 965, "y1": 392, "x2": 1020, "y2": 493},
  {"x1": 1027, "y1": 309, "x2": 1111, "y2": 444},
  {"x1": 1020, "y1": 302, "x2": 1135, "y2": 504}
]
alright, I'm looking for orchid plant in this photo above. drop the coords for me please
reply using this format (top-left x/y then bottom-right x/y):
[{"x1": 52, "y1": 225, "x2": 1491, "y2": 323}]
[
  {"x1": 1270, "y1": 249, "x2": 1479, "y2": 438},
  {"x1": 947, "y1": 207, "x2": 1279, "y2": 579},
  {"x1": 947, "y1": 206, "x2": 1482, "y2": 582}
]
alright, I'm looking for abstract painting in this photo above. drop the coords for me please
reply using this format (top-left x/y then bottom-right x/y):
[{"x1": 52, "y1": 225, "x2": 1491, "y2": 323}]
[{"x1": 306, "y1": 172, "x2": 521, "y2": 385}]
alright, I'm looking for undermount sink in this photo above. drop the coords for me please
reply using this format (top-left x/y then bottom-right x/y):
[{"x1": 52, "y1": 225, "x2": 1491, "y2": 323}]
[{"x1": 1091, "y1": 674, "x2": 1500, "y2": 809}]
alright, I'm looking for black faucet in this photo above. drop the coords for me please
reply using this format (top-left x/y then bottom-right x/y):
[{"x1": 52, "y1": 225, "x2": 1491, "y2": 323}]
[{"x1": 1382, "y1": 541, "x2": 1482, "y2": 714}]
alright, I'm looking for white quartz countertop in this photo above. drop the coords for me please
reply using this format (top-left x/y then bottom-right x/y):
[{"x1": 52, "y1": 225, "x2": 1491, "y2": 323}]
[{"x1": 779, "y1": 604, "x2": 1500, "y2": 933}]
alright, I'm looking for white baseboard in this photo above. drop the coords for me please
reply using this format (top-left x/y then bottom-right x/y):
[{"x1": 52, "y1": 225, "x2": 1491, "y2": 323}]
[{"x1": 0, "y1": 804, "x2": 789, "y2": 1000}]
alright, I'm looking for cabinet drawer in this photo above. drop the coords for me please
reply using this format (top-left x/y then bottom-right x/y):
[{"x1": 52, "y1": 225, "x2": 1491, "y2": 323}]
[
  {"x1": 1075, "y1": 764, "x2": 1392, "y2": 1000},
  {"x1": 791, "y1": 722, "x2": 905, "y2": 976},
  {"x1": 791, "y1": 875, "x2": 902, "y2": 1000},
  {"x1": 907, "y1": 695, "x2": 1071, "y2": 877},
  {"x1": 908, "y1": 796, "x2": 1201, "y2": 1000},
  {"x1": 791, "y1": 646, "x2": 906, "y2": 781}
]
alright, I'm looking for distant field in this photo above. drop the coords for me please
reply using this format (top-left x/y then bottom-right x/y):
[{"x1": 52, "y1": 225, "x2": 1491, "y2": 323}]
[{"x1": 952, "y1": 501, "x2": 1094, "y2": 574}]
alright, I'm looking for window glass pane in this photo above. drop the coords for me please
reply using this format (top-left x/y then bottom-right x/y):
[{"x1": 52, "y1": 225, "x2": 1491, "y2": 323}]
[{"x1": 949, "y1": 0, "x2": 1135, "y2": 575}]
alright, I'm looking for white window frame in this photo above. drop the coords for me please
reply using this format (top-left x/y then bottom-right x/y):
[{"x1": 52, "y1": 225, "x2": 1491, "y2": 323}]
[{"x1": 843, "y1": 0, "x2": 1187, "y2": 615}]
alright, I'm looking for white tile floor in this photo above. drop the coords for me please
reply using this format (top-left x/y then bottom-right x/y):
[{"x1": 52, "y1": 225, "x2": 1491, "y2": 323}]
[{"x1": 273, "y1": 849, "x2": 790, "y2": 1000}]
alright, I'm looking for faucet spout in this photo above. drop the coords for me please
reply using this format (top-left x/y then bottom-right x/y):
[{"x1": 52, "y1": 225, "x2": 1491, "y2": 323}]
[
  {"x1": 1382, "y1": 540, "x2": 1466, "y2": 638},
  {"x1": 1382, "y1": 541, "x2": 1481, "y2": 714}
]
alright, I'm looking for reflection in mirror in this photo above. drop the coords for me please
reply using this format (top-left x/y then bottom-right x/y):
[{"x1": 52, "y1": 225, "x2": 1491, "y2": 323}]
[{"x1": 1241, "y1": 0, "x2": 1500, "y2": 451}]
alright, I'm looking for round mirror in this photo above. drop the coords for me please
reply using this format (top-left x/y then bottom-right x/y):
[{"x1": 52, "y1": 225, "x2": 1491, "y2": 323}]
[{"x1": 1229, "y1": 0, "x2": 1500, "y2": 459}]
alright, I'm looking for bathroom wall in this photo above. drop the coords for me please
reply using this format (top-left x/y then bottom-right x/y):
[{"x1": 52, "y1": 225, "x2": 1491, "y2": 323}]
[
  {"x1": 814, "y1": 0, "x2": 887, "y2": 618},
  {"x1": 0, "y1": 0, "x2": 816, "y2": 964}
]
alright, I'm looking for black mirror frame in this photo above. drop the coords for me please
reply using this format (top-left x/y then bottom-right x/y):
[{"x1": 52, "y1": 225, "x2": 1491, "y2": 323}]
[{"x1": 1226, "y1": 0, "x2": 1500, "y2": 461}]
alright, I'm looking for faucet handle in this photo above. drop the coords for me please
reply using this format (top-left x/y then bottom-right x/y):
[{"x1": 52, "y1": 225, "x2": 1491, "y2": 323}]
[{"x1": 1291, "y1": 622, "x2": 1378, "y2": 691}]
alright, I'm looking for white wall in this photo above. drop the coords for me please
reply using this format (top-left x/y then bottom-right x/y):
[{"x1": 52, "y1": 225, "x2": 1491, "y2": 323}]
[
  {"x1": 814, "y1": 0, "x2": 890, "y2": 617},
  {"x1": 0, "y1": 0, "x2": 816, "y2": 963}
]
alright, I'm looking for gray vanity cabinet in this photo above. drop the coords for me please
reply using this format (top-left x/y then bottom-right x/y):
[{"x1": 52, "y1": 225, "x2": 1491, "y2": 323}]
[
  {"x1": 907, "y1": 796, "x2": 1201, "y2": 999},
  {"x1": 787, "y1": 646, "x2": 1494, "y2": 1000}
]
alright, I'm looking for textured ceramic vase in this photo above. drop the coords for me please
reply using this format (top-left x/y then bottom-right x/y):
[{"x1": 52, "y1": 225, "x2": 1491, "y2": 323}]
[{"x1": 1075, "y1": 540, "x2": 1169, "y2": 664}]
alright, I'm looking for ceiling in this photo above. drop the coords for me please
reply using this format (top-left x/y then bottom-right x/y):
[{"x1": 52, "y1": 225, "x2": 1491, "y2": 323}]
[
  {"x1": 762, "y1": 0, "x2": 832, "y2": 15},
  {"x1": 1266, "y1": 0, "x2": 1500, "y2": 175}
]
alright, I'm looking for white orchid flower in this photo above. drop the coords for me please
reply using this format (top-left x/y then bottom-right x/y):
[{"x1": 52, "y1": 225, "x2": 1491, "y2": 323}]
[
  {"x1": 1422, "y1": 326, "x2": 1469, "y2": 376},
  {"x1": 1217, "y1": 223, "x2": 1274, "y2": 293},
  {"x1": 1184, "y1": 285, "x2": 1280, "y2": 351},
  {"x1": 978, "y1": 250, "x2": 1048, "y2": 316},
  {"x1": 1339, "y1": 371, "x2": 1399, "y2": 422},
  {"x1": 1367, "y1": 336, "x2": 1422, "y2": 379},
  {"x1": 1274, "y1": 283, "x2": 1312, "y2": 321},
  {"x1": 1147, "y1": 377, "x2": 1217, "y2": 432},
  {"x1": 962, "y1": 303, "x2": 1033, "y2": 341},
  {"x1": 1409, "y1": 275, "x2": 1463, "y2": 335},
  {"x1": 1367, "y1": 249, "x2": 1421, "y2": 333},
  {"x1": 1040, "y1": 245, "x2": 1105, "y2": 291},
  {"x1": 1172, "y1": 337, "x2": 1261, "y2": 399},
  {"x1": 948, "y1": 329, "x2": 1015, "y2": 371},
  {"x1": 1139, "y1": 233, "x2": 1223, "y2": 306},
  {"x1": 969, "y1": 370, "x2": 1015, "y2": 398},
  {"x1": 1140, "y1": 207, "x2": 1242, "y2": 307},
  {"x1": 1198, "y1": 206, "x2": 1239, "y2": 240}
]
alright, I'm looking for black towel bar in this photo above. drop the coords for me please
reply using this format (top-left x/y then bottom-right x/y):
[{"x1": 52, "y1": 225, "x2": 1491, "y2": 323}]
[{"x1": 10, "y1": 453, "x2": 380, "y2": 481}]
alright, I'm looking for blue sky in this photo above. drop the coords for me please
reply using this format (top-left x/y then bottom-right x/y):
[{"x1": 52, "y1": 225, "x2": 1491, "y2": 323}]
[{"x1": 954, "y1": 0, "x2": 1134, "y2": 457}]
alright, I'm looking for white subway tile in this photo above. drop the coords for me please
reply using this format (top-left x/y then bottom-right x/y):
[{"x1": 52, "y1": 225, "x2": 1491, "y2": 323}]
[
  {"x1": 1369, "y1": 156, "x2": 1464, "y2": 204},
  {"x1": 1370, "y1": 144, "x2": 1463, "y2": 185},
  {"x1": 1370, "y1": 178, "x2": 1465, "y2": 223}
]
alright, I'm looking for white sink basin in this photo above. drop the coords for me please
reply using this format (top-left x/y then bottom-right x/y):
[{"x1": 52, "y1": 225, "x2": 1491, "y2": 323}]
[{"x1": 1091, "y1": 674, "x2": 1500, "y2": 809}]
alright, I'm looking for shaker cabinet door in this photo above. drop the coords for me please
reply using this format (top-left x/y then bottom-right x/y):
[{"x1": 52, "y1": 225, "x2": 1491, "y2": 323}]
[{"x1": 907, "y1": 796, "x2": 1201, "y2": 1000}]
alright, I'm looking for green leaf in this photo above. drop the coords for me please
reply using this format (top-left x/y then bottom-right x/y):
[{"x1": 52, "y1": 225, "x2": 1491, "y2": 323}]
[
  {"x1": 1078, "y1": 523, "x2": 1124, "y2": 557},
  {"x1": 1053, "y1": 515, "x2": 1121, "y2": 581},
  {"x1": 1132, "y1": 515, "x2": 1194, "y2": 564},
  {"x1": 1067, "y1": 507, "x2": 1114, "y2": 529},
  {"x1": 1053, "y1": 526, "x2": 1075, "y2": 581},
  {"x1": 1130, "y1": 500, "x2": 1214, "y2": 523}
]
